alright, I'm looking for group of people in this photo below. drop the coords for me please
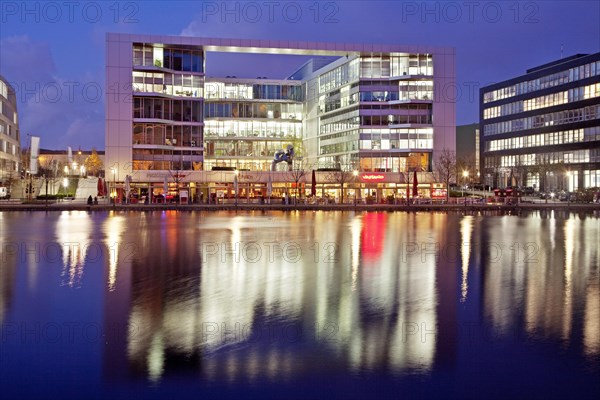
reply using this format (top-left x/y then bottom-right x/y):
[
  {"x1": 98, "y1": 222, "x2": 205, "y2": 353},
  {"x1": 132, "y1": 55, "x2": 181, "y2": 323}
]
[{"x1": 87, "y1": 195, "x2": 99, "y2": 205}]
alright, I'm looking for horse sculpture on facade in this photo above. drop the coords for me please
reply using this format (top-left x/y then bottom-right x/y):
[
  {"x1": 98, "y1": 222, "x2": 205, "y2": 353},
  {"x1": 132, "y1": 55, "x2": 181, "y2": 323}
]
[{"x1": 271, "y1": 145, "x2": 294, "y2": 171}]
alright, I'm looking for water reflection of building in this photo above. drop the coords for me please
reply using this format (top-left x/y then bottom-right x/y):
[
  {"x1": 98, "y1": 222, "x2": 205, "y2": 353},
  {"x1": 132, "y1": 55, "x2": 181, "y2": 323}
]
[
  {"x1": 105, "y1": 211, "x2": 458, "y2": 383},
  {"x1": 482, "y1": 212, "x2": 600, "y2": 357},
  {"x1": 0, "y1": 213, "x2": 16, "y2": 323}
]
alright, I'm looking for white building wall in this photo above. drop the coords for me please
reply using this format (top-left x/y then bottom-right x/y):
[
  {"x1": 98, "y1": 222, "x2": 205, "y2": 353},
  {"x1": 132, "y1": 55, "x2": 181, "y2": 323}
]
[
  {"x1": 105, "y1": 34, "x2": 133, "y2": 183},
  {"x1": 432, "y1": 48, "x2": 457, "y2": 157}
]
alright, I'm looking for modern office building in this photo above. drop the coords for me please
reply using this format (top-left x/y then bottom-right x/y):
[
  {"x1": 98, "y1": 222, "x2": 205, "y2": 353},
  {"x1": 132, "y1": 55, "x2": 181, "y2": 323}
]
[
  {"x1": 106, "y1": 33, "x2": 455, "y2": 202},
  {"x1": 456, "y1": 123, "x2": 480, "y2": 176},
  {"x1": 480, "y1": 53, "x2": 600, "y2": 191},
  {"x1": 0, "y1": 76, "x2": 20, "y2": 186},
  {"x1": 203, "y1": 77, "x2": 304, "y2": 171}
]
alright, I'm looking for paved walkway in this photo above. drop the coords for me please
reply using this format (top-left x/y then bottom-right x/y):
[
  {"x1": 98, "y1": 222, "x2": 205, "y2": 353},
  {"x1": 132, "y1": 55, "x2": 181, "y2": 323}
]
[{"x1": 1, "y1": 200, "x2": 599, "y2": 212}]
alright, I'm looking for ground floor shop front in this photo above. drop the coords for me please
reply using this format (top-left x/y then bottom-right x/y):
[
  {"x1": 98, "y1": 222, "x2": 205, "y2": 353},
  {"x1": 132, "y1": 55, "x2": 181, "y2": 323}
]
[{"x1": 110, "y1": 171, "x2": 447, "y2": 205}]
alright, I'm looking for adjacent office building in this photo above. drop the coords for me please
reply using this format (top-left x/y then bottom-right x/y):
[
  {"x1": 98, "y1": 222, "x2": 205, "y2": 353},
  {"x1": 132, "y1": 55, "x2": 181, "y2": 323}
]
[
  {"x1": 480, "y1": 53, "x2": 600, "y2": 191},
  {"x1": 0, "y1": 76, "x2": 20, "y2": 185},
  {"x1": 106, "y1": 33, "x2": 455, "y2": 201},
  {"x1": 456, "y1": 123, "x2": 480, "y2": 174}
]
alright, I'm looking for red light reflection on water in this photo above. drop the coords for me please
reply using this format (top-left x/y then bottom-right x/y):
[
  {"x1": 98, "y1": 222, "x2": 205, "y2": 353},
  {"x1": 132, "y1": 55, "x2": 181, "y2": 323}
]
[{"x1": 360, "y1": 212, "x2": 387, "y2": 263}]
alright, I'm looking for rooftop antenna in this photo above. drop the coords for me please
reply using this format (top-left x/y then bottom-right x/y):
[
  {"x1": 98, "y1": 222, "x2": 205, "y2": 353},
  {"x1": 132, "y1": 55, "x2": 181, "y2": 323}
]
[{"x1": 560, "y1": 43, "x2": 564, "y2": 58}]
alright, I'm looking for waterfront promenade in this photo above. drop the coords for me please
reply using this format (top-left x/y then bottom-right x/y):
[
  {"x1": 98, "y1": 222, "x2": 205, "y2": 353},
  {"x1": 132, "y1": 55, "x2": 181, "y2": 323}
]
[{"x1": 2, "y1": 199, "x2": 600, "y2": 213}]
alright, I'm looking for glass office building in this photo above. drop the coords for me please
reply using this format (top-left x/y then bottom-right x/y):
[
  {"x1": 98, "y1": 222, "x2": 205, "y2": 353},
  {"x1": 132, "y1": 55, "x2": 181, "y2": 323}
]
[
  {"x1": 203, "y1": 78, "x2": 303, "y2": 171},
  {"x1": 106, "y1": 34, "x2": 455, "y2": 200},
  {"x1": 480, "y1": 53, "x2": 600, "y2": 191},
  {"x1": 0, "y1": 76, "x2": 20, "y2": 185},
  {"x1": 303, "y1": 53, "x2": 439, "y2": 172}
]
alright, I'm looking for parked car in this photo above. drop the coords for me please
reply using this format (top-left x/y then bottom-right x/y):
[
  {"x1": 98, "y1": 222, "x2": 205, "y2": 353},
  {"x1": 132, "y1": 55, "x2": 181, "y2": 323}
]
[{"x1": 524, "y1": 187, "x2": 535, "y2": 195}]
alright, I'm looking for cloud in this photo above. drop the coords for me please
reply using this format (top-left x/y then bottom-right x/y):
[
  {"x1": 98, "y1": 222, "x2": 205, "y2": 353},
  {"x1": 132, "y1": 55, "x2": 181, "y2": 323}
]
[
  {"x1": 0, "y1": 35, "x2": 57, "y2": 84},
  {"x1": 1, "y1": 35, "x2": 104, "y2": 150}
]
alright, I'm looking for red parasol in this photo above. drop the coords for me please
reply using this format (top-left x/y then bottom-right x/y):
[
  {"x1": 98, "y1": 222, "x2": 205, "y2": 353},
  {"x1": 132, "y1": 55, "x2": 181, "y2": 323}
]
[
  {"x1": 311, "y1": 170, "x2": 317, "y2": 196},
  {"x1": 412, "y1": 170, "x2": 418, "y2": 197},
  {"x1": 97, "y1": 178, "x2": 103, "y2": 197}
]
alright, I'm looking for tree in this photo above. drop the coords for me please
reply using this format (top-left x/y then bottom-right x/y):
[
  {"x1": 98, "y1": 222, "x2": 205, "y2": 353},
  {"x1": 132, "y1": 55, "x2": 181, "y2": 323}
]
[
  {"x1": 3, "y1": 170, "x2": 16, "y2": 198},
  {"x1": 484, "y1": 155, "x2": 503, "y2": 189},
  {"x1": 84, "y1": 149, "x2": 104, "y2": 176},
  {"x1": 553, "y1": 161, "x2": 568, "y2": 191},
  {"x1": 531, "y1": 154, "x2": 558, "y2": 203},
  {"x1": 326, "y1": 163, "x2": 355, "y2": 204},
  {"x1": 510, "y1": 156, "x2": 529, "y2": 189},
  {"x1": 434, "y1": 148, "x2": 456, "y2": 203},
  {"x1": 287, "y1": 158, "x2": 310, "y2": 204},
  {"x1": 404, "y1": 153, "x2": 426, "y2": 205},
  {"x1": 168, "y1": 158, "x2": 191, "y2": 204}
]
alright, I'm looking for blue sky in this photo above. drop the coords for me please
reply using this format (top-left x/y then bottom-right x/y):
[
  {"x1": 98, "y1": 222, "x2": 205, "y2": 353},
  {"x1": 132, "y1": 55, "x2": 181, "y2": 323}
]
[{"x1": 1, "y1": 0, "x2": 599, "y2": 150}]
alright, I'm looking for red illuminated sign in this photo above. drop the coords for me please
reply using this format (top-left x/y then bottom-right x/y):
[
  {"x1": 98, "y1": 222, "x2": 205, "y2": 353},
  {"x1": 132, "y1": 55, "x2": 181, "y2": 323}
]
[{"x1": 360, "y1": 174, "x2": 385, "y2": 182}]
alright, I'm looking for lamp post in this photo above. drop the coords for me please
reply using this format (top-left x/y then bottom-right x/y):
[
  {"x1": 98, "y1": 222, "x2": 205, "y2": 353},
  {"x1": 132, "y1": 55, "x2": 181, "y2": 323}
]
[
  {"x1": 462, "y1": 170, "x2": 469, "y2": 201},
  {"x1": 566, "y1": 170, "x2": 571, "y2": 205},
  {"x1": 43, "y1": 174, "x2": 47, "y2": 208},
  {"x1": 234, "y1": 169, "x2": 239, "y2": 207},
  {"x1": 111, "y1": 167, "x2": 116, "y2": 207},
  {"x1": 26, "y1": 169, "x2": 32, "y2": 201},
  {"x1": 62, "y1": 177, "x2": 69, "y2": 200},
  {"x1": 353, "y1": 170, "x2": 358, "y2": 206}
]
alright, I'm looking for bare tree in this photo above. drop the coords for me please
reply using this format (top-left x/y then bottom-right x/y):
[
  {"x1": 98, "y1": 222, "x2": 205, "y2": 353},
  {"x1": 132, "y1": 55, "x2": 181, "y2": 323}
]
[
  {"x1": 510, "y1": 156, "x2": 530, "y2": 189},
  {"x1": 168, "y1": 158, "x2": 191, "y2": 204},
  {"x1": 326, "y1": 164, "x2": 355, "y2": 204},
  {"x1": 553, "y1": 161, "x2": 568, "y2": 191},
  {"x1": 3, "y1": 170, "x2": 16, "y2": 198},
  {"x1": 287, "y1": 157, "x2": 310, "y2": 204},
  {"x1": 37, "y1": 156, "x2": 61, "y2": 197},
  {"x1": 531, "y1": 153, "x2": 559, "y2": 203},
  {"x1": 434, "y1": 148, "x2": 456, "y2": 203},
  {"x1": 484, "y1": 155, "x2": 503, "y2": 189},
  {"x1": 403, "y1": 153, "x2": 425, "y2": 205}
]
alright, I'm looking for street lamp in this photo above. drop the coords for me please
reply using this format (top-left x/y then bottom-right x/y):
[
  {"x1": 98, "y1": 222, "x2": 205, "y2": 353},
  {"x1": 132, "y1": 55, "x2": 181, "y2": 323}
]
[
  {"x1": 111, "y1": 167, "x2": 116, "y2": 206},
  {"x1": 63, "y1": 177, "x2": 69, "y2": 198},
  {"x1": 353, "y1": 170, "x2": 358, "y2": 205},
  {"x1": 43, "y1": 174, "x2": 48, "y2": 207},
  {"x1": 26, "y1": 169, "x2": 32, "y2": 201},
  {"x1": 233, "y1": 170, "x2": 239, "y2": 207},
  {"x1": 566, "y1": 170, "x2": 572, "y2": 204},
  {"x1": 462, "y1": 170, "x2": 469, "y2": 200}
]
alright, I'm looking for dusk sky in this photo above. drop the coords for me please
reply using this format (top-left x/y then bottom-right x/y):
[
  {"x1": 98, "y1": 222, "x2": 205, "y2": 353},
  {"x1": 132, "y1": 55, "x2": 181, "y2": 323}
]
[{"x1": 1, "y1": 0, "x2": 599, "y2": 150}]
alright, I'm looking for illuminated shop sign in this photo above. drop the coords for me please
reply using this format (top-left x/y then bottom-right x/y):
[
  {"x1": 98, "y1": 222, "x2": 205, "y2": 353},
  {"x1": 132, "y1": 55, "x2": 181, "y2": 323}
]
[{"x1": 360, "y1": 174, "x2": 385, "y2": 182}]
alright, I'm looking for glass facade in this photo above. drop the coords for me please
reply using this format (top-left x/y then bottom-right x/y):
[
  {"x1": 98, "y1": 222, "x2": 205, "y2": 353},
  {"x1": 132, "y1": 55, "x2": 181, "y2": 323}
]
[
  {"x1": 133, "y1": 44, "x2": 204, "y2": 72},
  {"x1": 131, "y1": 43, "x2": 204, "y2": 171},
  {"x1": 483, "y1": 83, "x2": 600, "y2": 119},
  {"x1": 203, "y1": 78, "x2": 303, "y2": 171},
  {"x1": 133, "y1": 71, "x2": 204, "y2": 98},
  {"x1": 205, "y1": 82, "x2": 302, "y2": 101},
  {"x1": 483, "y1": 104, "x2": 600, "y2": 136},
  {"x1": 480, "y1": 53, "x2": 600, "y2": 190},
  {"x1": 313, "y1": 54, "x2": 435, "y2": 172},
  {"x1": 483, "y1": 60, "x2": 600, "y2": 103},
  {"x1": 0, "y1": 77, "x2": 20, "y2": 183},
  {"x1": 119, "y1": 41, "x2": 445, "y2": 176}
]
